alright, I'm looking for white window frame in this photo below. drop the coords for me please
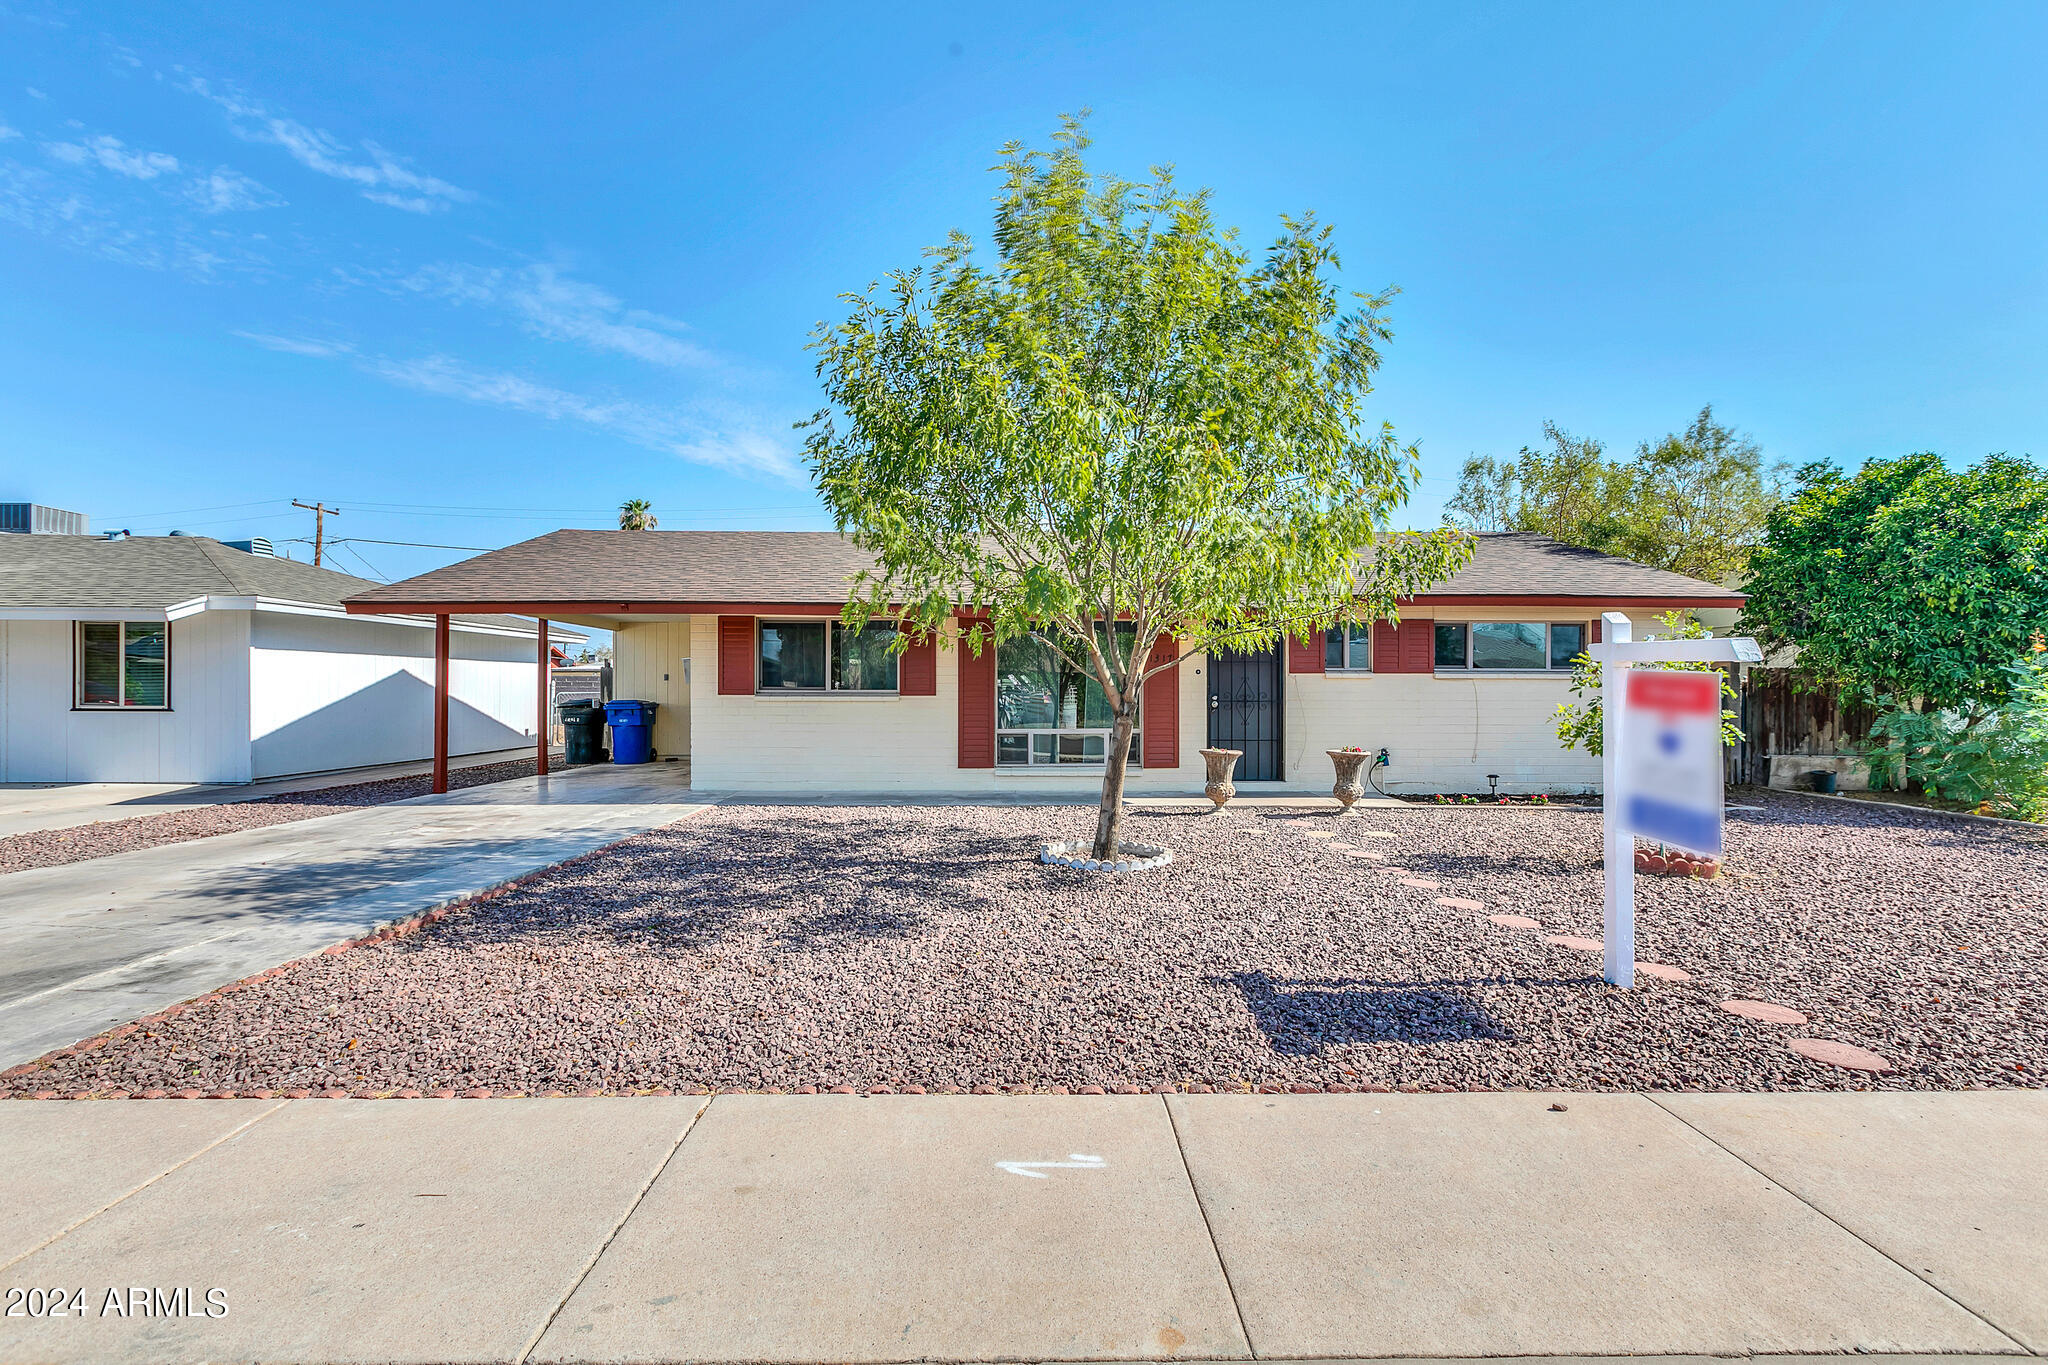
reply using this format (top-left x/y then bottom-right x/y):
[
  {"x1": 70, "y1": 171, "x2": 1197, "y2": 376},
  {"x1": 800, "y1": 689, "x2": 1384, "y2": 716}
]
[
  {"x1": 1323, "y1": 622, "x2": 1372, "y2": 673},
  {"x1": 993, "y1": 630, "x2": 1142, "y2": 769},
  {"x1": 754, "y1": 619, "x2": 900, "y2": 694},
  {"x1": 74, "y1": 619, "x2": 173, "y2": 711},
  {"x1": 1433, "y1": 621, "x2": 1588, "y2": 673}
]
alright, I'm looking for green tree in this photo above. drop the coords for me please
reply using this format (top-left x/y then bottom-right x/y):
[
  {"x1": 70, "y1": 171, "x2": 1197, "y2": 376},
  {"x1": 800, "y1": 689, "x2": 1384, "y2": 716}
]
[
  {"x1": 1553, "y1": 610, "x2": 1742, "y2": 757},
  {"x1": 1447, "y1": 406, "x2": 1780, "y2": 582},
  {"x1": 618, "y1": 498, "x2": 658, "y2": 530},
  {"x1": 804, "y1": 116, "x2": 1471, "y2": 860},
  {"x1": 1739, "y1": 453, "x2": 2048, "y2": 711}
]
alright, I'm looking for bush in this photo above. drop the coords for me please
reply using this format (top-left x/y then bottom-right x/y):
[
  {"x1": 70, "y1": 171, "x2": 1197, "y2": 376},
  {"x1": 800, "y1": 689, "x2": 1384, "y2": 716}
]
[{"x1": 1857, "y1": 646, "x2": 2048, "y2": 820}]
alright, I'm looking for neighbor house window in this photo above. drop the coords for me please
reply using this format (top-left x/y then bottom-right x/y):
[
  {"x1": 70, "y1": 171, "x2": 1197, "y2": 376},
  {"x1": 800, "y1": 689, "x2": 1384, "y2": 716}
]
[
  {"x1": 757, "y1": 621, "x2": 898, "y2": 692},
  {"x1": 76, "y1": 621, "x2": 169, "y2": 709},
  {"x1": 995, "y1": 627, "x2": 1140, "y2": 767},
  {"x1": 1434, "y1": 622, "x2": 1588, "y2": 672},
  {"x1": 1323, "y1": 623, "x2": 1371, "y2": 672}
]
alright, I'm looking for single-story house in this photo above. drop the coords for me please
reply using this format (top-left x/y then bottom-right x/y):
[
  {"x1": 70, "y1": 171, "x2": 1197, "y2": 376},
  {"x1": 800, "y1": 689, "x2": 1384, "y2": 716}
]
[
  {"x1": 343, "y1": 529, "x2": 1743, "y2": 796},
  {"x1": 0, "y1": 532, "x2": 578, "y2": 784}
]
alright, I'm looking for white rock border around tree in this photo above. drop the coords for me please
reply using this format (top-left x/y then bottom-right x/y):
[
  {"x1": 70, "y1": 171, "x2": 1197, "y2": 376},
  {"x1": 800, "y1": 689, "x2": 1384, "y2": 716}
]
[{"x1": 1039, "y1": 838, "x2": 1174, "y2": 873}]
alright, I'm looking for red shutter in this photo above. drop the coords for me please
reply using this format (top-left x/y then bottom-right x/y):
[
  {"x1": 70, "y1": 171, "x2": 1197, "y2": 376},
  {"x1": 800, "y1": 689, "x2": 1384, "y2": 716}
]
[
  {"x1": 1372, "y1": 620, "x2": 1400, "y2": 672},
  {"x1": 717, "y1": 616, "x2": 754, "y2": 695},
  {"x1": 1141, "y1": 636, "x2": 1180, "y2": 769},
  {"x1": 957, "y1": 639, "x2": 995, "y2": 767},
  {"x1": 1373, "y1": 619, "x2": 1434, "y2": 673},
  {"x1": 1406, "y1": 621, "x2": 1435, "y2": 672},
  {"x1": 898, "y1": 627, "x2": 936, "y2": 696},
  {"x1": 1589, "y1": 617, "x2": 1603, "y2": 644},
  {"x1": 1287, "y1": 631, "x2": 1324, "y2": 674}
]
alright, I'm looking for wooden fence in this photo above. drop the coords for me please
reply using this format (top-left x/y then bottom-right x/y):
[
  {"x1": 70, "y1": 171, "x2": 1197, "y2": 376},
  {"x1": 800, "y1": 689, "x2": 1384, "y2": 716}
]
[{"x1": 1726, "y1": 668, "x2": 1875, "y2": 786}]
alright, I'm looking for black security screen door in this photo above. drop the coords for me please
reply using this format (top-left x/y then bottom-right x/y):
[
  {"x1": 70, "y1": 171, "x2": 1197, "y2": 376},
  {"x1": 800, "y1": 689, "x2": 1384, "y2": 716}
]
[{"x1": 1208, "y1": 642, "x2": 1283, "y2": 781}]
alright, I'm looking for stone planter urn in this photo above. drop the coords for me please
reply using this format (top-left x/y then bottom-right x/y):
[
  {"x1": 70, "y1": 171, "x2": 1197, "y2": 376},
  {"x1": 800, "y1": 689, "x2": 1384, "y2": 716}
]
[
  {"x1": 1198, "y1": 748, "x2": 1243, "y2": 810},
  {"x1": 1328, "y1": 749, "x2": 1370, "y2": 811}
]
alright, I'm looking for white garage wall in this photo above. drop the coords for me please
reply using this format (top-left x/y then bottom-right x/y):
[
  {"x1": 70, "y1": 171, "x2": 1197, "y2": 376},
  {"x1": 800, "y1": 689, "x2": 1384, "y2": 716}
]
[
  {"x1": 0, "y1": 612, "x2": 252, "y2": 784},
  {"x1": 248, "y1": 611, "x2": 538, "y2": 779}
]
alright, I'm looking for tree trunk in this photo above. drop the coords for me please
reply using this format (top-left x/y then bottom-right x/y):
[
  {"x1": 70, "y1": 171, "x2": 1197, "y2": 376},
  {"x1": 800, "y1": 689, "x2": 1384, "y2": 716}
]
[{"x1": 1091, "y1": 709, "x2": 1138, "y2": 861}]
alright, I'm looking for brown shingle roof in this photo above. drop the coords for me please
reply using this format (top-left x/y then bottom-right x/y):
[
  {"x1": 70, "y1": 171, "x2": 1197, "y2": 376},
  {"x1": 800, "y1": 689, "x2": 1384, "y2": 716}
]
[
  {"x1": 345, "y1": 528, "x2": 1742, "y2": 611},
  {"x1": 1418, "y1": 532, "x2": 1745, "y2": 601}
]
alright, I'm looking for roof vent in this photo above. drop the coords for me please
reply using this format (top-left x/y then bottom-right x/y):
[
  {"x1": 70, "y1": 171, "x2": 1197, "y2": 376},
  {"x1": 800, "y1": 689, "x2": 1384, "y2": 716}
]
[{"x1": 221, "y1": 537, "x2": 277, "y2": 557}]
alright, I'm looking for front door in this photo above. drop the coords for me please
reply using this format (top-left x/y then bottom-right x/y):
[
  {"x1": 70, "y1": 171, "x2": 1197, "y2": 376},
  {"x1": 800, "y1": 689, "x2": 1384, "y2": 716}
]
[{"x1": 1208, "y1": 642, "x2": 1284, "y2": 781}]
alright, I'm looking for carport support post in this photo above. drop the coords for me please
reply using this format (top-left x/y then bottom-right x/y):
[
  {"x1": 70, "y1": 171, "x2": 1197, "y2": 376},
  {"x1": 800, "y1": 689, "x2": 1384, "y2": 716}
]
[
  {"x1": 536, "y1": 618, "x2": 550, "y2": 777},
  {"x1": 1600, "y1": 611, "x2": 1634, "y2": 988},
  {"x1": 432, "y1": 613, "x2": 450, "y2": 795}
]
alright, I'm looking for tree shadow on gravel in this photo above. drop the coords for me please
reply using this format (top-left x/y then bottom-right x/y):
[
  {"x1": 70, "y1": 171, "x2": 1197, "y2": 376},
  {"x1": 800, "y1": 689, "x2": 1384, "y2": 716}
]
[
  {"x1": 389, "y1": 813, "x2": 1044, "y2": 959},
  {"x1": 1226, "y1": 970, "x2": 1522, "y2": 1055}
]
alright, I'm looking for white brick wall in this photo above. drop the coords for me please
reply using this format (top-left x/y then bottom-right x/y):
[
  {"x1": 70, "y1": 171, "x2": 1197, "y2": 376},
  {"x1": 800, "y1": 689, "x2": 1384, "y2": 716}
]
[
  {"x1": 677, "y1": 610, "x2": 1681, "y2": 796},
  {"x1": 685, "y1": 615, "x2": 1208, "y2": 795}
]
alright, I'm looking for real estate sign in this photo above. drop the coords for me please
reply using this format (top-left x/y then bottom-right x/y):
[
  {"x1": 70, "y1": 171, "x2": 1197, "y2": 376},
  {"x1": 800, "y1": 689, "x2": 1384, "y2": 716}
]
[{"x1": 1617, "y1": 668, "x2": 1724, "y2": 857}]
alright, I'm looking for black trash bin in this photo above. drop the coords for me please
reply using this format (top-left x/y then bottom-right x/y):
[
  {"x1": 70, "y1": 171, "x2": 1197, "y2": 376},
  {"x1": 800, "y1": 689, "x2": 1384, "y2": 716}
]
[{"x1": 558, "y1": 699, "x2": 610, "y2": 766}]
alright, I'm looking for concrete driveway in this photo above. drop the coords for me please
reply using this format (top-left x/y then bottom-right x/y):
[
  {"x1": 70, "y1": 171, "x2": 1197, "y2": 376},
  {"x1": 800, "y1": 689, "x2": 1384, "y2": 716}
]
[
  {"x1": 0, "y1": 746, "x2": 540, "y2": 839},
  {"x1": 0, "y1": 762, "x2": 709, "y2": 1068}
]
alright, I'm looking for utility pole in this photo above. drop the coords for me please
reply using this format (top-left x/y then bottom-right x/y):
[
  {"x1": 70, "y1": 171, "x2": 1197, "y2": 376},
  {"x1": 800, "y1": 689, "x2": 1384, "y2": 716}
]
[{"x1": 292, "y1": 500, "x2": 341, "y2": 566}]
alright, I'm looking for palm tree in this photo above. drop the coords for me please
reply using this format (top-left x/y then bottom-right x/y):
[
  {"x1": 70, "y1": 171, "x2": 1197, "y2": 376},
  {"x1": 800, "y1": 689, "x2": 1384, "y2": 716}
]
[{"x1": 618, "y1": 498, "x2": 658, "y2": 530}]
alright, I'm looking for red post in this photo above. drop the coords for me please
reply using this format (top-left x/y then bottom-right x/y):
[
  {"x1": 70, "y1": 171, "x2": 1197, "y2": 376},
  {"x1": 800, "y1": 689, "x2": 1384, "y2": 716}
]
[
  {"x1": 432, "y1": 613, "x2": 450, "y2": 794},
  {"x1": 536, "y1": 618, "x2": 550, "y2": 777}
]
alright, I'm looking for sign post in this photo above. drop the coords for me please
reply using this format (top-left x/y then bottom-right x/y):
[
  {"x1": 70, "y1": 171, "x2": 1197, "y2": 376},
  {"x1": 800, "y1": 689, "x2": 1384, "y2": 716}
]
[{"x1": 1591, "y1": 611, "x2": 1763, "y2": 988}]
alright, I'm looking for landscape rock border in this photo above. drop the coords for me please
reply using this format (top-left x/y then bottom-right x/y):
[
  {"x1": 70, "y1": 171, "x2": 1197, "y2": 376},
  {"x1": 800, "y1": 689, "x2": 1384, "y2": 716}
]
[{"x1": 1039, "y1": 838, "x2": 1173, "y2": 873}]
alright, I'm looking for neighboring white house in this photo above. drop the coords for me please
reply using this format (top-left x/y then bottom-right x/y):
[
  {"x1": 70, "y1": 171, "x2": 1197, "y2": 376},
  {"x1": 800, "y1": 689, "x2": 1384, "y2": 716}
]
[
  {"x1": 0, "y1": 531, "x2": 578, "y2": 784},
  {"x1": 344, "y1": 529, "x2": 1744, "y2": 796}
]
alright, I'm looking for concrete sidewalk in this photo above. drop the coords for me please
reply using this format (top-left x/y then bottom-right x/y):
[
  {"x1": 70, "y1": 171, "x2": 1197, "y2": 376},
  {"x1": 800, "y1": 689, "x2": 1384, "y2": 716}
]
[
  {"x1": 0, "y1": 763, "x2": 710, "y2": 1069},
  {"x1": 0, "y1": 1090, "x2": 2040, "y2": 1364}
]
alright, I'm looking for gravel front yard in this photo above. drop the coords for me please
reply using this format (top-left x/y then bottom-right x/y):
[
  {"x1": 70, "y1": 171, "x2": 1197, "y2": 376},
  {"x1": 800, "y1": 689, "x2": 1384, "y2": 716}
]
[
  {"x1": 0, "y1": 758, "x2": 545, "y2": 876},
  {"x1": 9, "y1": 792, "x2": 2044, "y2": 1097}
]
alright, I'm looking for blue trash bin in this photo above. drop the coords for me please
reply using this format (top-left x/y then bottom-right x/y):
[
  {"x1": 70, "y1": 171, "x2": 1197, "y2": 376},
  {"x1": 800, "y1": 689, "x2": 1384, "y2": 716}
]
[{"x1": 603, "y1": 699, "x2": 658, "y2": 764}]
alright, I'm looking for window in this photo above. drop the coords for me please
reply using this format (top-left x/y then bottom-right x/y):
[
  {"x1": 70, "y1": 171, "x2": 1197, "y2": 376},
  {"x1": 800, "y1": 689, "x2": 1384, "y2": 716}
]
[
  {"x1": 1434, "y1": 621, "x2": 1589, "y2": 672},
  {"x1": 1549, "y1": 622, "x2": 1586, "y2": 669},
  {"x1": 76, "y1": 621, "x2": 169, "y2": 709},
  {"x1": 757, "y1": 620, "x2": 898, "y2": 692},
  {"x1": 995, "y1": 627, "x2": 1140, "y2": 767},
  {"x1": 1472, "y1": 621, "x2": 1546, "y2": 669},
  {"x1": 1434, "y1": 622, "x2": 1468, "y2": 669},
  {"x1": 1323, "y1": 623, "x2": 1371, "y2": 671}
]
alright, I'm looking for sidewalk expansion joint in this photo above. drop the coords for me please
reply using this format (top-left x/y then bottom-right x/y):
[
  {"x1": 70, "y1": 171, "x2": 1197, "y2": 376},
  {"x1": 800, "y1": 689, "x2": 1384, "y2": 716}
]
[
  {"x1": 514, "y1": 1096, "x2": 711, "y2": 1364},
  {"x1": 1162, "y1": 1094, "x2": 1258, "y2": 1360},
  {"x1": 1645, "y1": 1093, "x2": 2034, "y2": 1354},
  {"x1": 0, "y1": 1097, "x2": 290, "y2": 1275}
]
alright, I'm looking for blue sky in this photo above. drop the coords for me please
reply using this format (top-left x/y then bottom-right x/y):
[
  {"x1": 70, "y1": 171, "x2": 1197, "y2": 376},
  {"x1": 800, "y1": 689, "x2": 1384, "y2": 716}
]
[{"x1": 2, "y1": 2, "x2": 2043, "y2": 588}]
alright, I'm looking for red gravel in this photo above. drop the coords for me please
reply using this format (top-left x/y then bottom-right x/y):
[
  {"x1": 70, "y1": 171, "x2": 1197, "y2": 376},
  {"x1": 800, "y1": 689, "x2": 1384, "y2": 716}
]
[
  {"x1": 0, "y1": 758, "x2": 547, "y2": 875},
  {"x1": 7, "y1": 792, "x2": 2044, "y2": 1096}
]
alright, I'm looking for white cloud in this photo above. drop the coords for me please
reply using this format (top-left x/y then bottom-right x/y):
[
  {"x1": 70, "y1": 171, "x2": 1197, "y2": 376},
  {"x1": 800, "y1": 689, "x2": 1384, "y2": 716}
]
[
  {"x1": 356, "y1": 352, "x2": 801, "y2": 482},
  {"x1": 182, "y1": 76, "x2": 472, "y2": 213},
  {"x1": 234, "y1": 331, "x2": 355, "y2": 357},
  {"x1": 43, "y1": 133, "x2": 179, "y2": 179},
  {"x1": 0, "y1": 160, "x2": 255, "y2": 278},
  {"x1": 390, "y1": 261, "x2": 714, "y2": 370},
  {"x1": 188, "y1": 167, "x2": 283, "y2": 213},
  {"x1": 0, "y1": 123, "x2": 19, "y2": 141},
  {"x1": 25, "y1": 88, "x2": 48, "y2": 101}
]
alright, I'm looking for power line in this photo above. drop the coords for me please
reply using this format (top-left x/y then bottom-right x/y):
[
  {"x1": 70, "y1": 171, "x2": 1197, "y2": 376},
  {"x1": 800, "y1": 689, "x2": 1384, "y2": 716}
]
[{"x1": 330, "y1": 537, "x2": 497, "y2": 551}]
